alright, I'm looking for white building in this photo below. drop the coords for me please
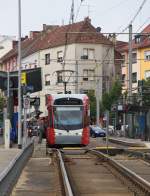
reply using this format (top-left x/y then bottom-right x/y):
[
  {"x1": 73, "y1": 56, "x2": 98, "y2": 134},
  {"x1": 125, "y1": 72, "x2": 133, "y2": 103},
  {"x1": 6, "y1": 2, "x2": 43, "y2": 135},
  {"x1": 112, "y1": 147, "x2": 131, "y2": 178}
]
[
  {"x1": 0, "y1": 18, "x2": 115, "y2": 117},
  {"x1": 0, "y1": 35, "x2": 16, "y2": 59}
]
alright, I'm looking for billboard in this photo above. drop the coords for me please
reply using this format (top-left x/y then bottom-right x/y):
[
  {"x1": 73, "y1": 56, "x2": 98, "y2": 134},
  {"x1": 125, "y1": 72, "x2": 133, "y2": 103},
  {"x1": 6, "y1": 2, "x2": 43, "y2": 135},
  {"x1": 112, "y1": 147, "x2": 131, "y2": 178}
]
[{"x1": 0, "y1": 67, "x2": 42, "y2": 93}]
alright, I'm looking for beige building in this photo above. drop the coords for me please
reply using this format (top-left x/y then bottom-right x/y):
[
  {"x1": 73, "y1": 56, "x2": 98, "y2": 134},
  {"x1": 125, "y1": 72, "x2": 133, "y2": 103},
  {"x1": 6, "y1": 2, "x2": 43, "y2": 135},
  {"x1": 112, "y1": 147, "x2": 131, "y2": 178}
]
[{"x1": 0, "y1": 18, "x2": 115, "y2": 116}]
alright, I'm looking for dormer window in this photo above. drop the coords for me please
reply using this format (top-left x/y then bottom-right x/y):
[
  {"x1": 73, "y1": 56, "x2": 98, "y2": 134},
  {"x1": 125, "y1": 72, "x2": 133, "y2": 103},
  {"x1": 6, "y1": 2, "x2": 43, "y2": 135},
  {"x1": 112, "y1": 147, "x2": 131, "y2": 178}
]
[{"x1": 135, "y1": 35, "x2": 141, "y2": 44}]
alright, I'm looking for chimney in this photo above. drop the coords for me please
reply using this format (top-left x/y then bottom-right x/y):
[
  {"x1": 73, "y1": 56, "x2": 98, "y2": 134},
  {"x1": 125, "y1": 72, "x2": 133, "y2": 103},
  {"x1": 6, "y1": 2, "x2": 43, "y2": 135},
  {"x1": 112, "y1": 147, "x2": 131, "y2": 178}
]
[
  {"x1": 43, "y1": 24, "x2": 59, "y2": 32},
  {"x1": 12, "y1": 40, "x2": 18, "y2": 48},
  {"x1": 96, "y1": 27, "x2": 101, "y2": 33},
  {"x1": 30, "y1": 31, "x2": 40, "y2": 39},
  {"x1": 84, "y1": 17, "x2": 91, "y2": 23}
]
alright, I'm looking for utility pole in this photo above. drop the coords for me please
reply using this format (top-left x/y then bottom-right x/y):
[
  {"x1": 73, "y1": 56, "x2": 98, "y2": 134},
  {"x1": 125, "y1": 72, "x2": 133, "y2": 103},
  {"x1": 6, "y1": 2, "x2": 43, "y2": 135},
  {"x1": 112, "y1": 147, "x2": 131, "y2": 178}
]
[
  {"x1": 128, "y1": 24, "x2": 132, "y2": 103},
  {"x1": 128, "y1": 24, "x2": 133, "y2": 138},
  {"x1": 70, "y1": 0, "x2": 74, "y2": 24},
  {"x1": 75, "y1": 60, "x2": 78, "y2": 94},
  {"x1": 7, "y1": 71, "x2": 10, "y2": 119},
  {"x1": 18, "y1": 0, "x2": 22, "y2": 149},
  {"x1": 96, "y1": 79, "x2": 100, "y2": 126},
  {"x1": 106, "y1": 76, "x2": 110, "y2": 154}
]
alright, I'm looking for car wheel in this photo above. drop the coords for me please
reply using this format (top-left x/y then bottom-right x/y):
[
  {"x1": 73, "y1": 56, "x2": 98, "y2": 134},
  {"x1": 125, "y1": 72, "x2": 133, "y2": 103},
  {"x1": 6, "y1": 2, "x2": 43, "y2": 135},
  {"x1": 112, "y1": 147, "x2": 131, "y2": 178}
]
[{"x1": 91, "y1": 133, "x2": 96, "y2": 138}]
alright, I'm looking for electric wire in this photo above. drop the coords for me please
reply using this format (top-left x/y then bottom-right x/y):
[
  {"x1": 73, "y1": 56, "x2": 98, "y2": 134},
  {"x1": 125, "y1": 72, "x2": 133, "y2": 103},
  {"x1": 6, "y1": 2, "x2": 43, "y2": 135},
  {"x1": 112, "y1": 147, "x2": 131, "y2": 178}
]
[{"x1": 120, "y1": 0, "x2": 148, "y2": 33}]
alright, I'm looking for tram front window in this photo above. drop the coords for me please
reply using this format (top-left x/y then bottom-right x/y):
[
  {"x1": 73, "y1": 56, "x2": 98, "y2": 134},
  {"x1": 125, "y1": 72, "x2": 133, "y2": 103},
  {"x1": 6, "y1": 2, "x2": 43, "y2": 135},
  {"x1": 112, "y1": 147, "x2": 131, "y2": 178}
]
[{"x1": 54, "y1": 106, "x2": 83, "y2": 130}]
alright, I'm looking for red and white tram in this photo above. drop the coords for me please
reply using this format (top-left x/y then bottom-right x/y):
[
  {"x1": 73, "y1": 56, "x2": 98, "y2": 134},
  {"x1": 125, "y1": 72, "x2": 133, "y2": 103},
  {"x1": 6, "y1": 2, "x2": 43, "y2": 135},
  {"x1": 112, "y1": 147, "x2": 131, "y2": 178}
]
[{"x1": 45, "y1": 94, "x2": 90, "y2": 146}]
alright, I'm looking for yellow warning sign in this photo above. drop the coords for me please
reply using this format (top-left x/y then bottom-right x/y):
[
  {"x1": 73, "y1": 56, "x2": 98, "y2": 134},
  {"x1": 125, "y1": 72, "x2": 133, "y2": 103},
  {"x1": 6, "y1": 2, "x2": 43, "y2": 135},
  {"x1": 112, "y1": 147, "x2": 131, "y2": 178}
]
[{"x1": 21, "y1": 72, "x2": 26, "y2": 84}]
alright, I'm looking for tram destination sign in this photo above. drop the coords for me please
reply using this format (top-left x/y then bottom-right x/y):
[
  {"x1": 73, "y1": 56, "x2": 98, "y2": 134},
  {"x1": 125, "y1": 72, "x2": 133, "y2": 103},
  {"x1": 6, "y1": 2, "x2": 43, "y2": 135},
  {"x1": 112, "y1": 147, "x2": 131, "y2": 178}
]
[{"x1": 54, "y1": 98, "x2": 83, "y2": 105}]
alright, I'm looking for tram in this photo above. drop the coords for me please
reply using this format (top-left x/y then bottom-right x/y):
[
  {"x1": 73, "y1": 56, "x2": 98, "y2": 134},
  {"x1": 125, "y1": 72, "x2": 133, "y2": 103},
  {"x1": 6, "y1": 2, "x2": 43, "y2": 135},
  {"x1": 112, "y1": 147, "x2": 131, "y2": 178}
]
[{"x1": 45, "y1": 94, "x2": 90, "y2": 147}]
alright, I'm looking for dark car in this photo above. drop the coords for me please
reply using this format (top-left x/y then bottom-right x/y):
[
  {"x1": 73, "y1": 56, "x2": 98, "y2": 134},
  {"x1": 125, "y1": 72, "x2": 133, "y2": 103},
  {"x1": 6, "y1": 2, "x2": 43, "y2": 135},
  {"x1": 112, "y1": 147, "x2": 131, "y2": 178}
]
[
  {"x1": 90, "y1": 126, "x2": 106, "y2": 138},
  {"x1": 0, "y1": 123, "x2": 3, "y2": 135}
]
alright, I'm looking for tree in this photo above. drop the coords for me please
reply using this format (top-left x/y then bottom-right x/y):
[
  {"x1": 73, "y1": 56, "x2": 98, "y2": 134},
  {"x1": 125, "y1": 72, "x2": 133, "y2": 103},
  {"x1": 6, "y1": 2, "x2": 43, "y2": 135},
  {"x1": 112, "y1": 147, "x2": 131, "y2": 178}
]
[
  {"x1": 0, "y1": 96, "x2": 5, "y2": 112},
  {"x1": 0, "y1": 96, "x2": 5, "y2": 121},
  {"x1": 142, "y1": 78, "x2": 150, "y2": 106},
  {"x1": 87, "y1": 90, "x2": 96, "y2": 123},
  {"x1": 102, "y1": 80, "x2": 122, "y2": 111}
]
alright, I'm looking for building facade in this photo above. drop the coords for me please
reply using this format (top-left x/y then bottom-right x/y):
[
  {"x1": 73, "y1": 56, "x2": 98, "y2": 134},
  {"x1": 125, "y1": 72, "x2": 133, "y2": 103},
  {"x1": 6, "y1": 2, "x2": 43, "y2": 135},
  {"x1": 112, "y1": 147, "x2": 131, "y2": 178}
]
[
  {"x1": 117, "y1": 24, "x2": 150, "y2": 92},
  {"x1": 0, "y1": 18, "x2": 115, "y2": 116}
]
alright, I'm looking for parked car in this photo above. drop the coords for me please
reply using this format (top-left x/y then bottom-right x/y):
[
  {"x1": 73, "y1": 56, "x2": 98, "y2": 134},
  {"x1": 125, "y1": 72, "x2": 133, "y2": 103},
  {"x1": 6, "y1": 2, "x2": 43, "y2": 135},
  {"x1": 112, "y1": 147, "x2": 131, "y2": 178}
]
[
  {"x1": 0, "y1": 123, "x2": 3, "y2": 135},
  {"x1": 89, "y1": 126, "x2": 106, "y2": 138}
]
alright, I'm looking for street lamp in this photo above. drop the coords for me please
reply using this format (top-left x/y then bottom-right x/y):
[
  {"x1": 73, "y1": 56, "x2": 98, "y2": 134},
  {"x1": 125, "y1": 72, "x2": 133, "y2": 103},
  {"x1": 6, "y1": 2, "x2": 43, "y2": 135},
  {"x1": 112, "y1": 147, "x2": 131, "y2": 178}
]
[{"x1": 18, "y1": 0, "x2": 22, "y2": 149}]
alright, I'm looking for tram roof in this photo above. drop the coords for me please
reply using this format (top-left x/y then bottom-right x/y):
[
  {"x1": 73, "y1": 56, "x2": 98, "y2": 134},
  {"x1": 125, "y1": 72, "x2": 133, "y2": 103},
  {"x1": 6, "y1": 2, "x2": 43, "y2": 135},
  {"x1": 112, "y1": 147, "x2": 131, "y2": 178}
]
[{"x1": 48, "y1": 94, "x2": 88, "y2": 100}]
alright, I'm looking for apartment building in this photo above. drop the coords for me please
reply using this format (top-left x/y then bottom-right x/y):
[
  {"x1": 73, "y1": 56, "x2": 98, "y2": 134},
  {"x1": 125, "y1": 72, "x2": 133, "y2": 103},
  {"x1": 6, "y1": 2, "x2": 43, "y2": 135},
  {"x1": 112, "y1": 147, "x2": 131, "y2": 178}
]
[
  {"x1": 117, "y1": 24, "x2": 150, "y2": 92},
  {"x1": 0, "y1": 18, "x2": 115, "y2": 116}
]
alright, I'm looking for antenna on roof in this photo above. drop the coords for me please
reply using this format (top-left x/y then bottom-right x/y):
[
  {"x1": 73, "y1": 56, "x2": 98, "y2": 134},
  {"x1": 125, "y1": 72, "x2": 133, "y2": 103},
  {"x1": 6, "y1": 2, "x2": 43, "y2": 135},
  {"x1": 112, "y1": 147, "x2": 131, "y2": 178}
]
[{"x1": 70, "y1": 0, "x2": 74, "y2": 24}]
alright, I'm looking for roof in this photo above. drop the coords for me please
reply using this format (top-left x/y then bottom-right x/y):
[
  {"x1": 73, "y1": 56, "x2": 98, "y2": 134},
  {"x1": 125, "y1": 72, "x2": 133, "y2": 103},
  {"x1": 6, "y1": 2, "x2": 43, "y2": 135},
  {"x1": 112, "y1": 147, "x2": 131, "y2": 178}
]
[
  {"x1": 117, "y1": 24, "x2": 150, "y2": 52},
  {"x1": 1, "y1": 18, "x2": 112, "y2": 63}
]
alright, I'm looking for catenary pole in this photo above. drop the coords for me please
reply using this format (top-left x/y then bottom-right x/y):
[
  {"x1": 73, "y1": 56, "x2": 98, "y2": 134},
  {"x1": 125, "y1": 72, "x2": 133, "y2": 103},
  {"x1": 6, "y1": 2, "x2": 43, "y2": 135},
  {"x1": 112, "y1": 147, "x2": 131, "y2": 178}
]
[
  {"x1": 128, "y1": 24, "x2": 133, "y2": 138},
  {"x1": 96, "y1": 79, "x2": 100, "y2": 126},
  {"x1": 128, "y1": 24, "x2": 132, "y2": 102},
  {"x1": 18, "y1": 0, "x2": 22, "y2": 148},
  {"x1": 75, "y1": 60, "x2": 78, "y2": 93},
  {"x1": 7, "y1": 71, "x2": 10, "y2": 119}
]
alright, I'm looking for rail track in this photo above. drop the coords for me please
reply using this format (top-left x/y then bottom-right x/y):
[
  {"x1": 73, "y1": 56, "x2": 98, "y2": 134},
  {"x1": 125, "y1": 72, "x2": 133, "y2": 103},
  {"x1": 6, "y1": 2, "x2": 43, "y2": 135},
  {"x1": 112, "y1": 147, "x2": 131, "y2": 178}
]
[
  {"x1": 56, "y1": 149, "x2": 150, "y2": 196},
  {"x1": 10, "y1": 140, "x2": 150, "y2": 196}
]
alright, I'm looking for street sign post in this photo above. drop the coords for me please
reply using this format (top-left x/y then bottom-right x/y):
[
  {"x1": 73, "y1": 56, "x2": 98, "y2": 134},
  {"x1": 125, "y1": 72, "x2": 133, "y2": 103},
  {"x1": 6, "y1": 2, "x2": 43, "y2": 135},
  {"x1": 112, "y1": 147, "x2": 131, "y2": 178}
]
[{"x1": 21, "y1": 72, "x2": 26, "y2": 85}]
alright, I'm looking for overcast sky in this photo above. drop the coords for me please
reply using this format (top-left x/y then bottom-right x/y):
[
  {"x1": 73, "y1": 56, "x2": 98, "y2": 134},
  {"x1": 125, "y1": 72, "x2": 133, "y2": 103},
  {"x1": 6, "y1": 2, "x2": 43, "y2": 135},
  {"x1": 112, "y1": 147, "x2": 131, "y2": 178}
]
[{"x1": 0, "y1": 0, "x2": 150, "y2": 41}]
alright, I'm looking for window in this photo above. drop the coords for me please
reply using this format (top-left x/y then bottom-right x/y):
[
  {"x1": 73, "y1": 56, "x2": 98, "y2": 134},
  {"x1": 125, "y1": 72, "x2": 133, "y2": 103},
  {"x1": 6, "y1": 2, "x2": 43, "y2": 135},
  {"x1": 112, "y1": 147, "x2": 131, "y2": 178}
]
[
  {"x1": 88, "y1": 49, "x2": 95, "y2": 59},
  {"x1": 81, "y1": 48, "x2": 95, "y2": 60},
  {"x1": 135, "y1": 35, "x2": 141, "y2": 44},
  {"x1": 144, "y1": 51, "x2": 150, "y2": 61},
  {"x1": 145, "y1": 70, "x2": 150, "y2": 79},
  {"x1": 57, "y1": 51, "x2": 63, "y2": 62},
  {"x1": 132, "y1": 72, "x2": 137, "y2": 83},
  {"x1": 83, "y1": 69, "x2": 88, "y2": 81},
  {"x1": 122, "y1": 74, "x2": 126, "y2": 85},
  {"x1": 45, "y1": 74, "x2": 50, "y2": 86},
  {"x1": 121, "y1": 55, "x2": 125, "y2": 67},
  {"x1": 88, "y1": 70, "x2": 95, "y2": 80},
  {"x1": 57, "y1": 72, "x2": 63, "y2": 83},
  {"x1": 45, "y1": 53, "x2": 50, "y2": 65},
  {"x1": 132, "y1": 53, "x2": 137, "y2": 64},
  {"x1": 83, "y1": 69, "x2": 95, "y2": 81}
]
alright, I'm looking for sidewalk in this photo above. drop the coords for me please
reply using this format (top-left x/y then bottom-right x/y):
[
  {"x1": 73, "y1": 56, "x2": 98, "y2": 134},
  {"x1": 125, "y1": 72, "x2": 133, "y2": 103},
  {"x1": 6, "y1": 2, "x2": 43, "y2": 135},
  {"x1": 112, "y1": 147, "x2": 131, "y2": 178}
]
[
  {"x1": 0, "y1": 148, "x2": 21, "y2": 180},
  {"x1": 108, "y1": 137, "x2": 150, "y2": 148}
]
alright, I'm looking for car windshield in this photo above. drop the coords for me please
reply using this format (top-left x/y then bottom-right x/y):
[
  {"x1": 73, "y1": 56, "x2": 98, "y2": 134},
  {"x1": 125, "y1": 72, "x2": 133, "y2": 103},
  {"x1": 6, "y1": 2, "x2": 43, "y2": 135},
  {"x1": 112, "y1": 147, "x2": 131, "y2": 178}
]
[
  {"x1": 92, "y1": 127, "x2": 104, "y2": 132},
  {"x1": 54, "y1": 106, "x2": 83, "y2": 130}
]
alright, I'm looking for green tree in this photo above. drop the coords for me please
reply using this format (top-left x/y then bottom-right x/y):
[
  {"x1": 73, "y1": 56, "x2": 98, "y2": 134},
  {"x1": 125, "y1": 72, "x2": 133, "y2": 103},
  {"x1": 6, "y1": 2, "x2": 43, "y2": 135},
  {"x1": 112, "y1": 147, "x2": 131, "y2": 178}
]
[
  {"x1": 142, "y1": 78, "x2": 150, "y2": 106},
  {"x1": 87, "y1": 90, "x2": 96, "y2": 122},
  {"x1": 102, "y1": 80, "x2": 122, "y2": 111},
  {"x1": 0, "y1": 96, "x2": 5, "y2": 121}
]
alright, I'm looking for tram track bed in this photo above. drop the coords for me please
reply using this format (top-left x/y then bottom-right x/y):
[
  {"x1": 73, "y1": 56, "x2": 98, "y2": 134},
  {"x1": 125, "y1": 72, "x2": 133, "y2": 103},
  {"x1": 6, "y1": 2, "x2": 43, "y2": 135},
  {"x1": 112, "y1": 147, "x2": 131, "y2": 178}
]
[
  {"x1": 111, "y1": 152, "x2": 150, "y2": 183},
  {"x1": 59, "y1": 149, "x2": 135, "y2": 196},
  {"x1": 11, "y1": 142, "x2": 64, "y2": 196}
]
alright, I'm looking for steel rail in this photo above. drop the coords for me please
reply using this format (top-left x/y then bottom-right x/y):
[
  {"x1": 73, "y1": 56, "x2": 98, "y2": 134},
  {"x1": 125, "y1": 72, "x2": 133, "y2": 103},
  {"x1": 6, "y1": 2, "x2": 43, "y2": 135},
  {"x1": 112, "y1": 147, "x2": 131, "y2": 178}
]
[
  {"x1": 57, "y1": 150, "x2": 74, "y2": 196},
  {"x1": 90, "y1": 150, "x2": 150, "y2": 194}
]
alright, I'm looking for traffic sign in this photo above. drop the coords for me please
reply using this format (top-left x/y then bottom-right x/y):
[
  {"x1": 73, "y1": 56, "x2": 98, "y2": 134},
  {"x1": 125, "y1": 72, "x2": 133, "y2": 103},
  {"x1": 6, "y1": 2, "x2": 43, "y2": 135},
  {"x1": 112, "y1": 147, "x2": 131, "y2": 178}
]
[
  {"x1": 23, "y1": 97, "x2": 30, "y2": 109},
  {"x1": 21, "y1": 72, "x2": 26, "y2": 84}
]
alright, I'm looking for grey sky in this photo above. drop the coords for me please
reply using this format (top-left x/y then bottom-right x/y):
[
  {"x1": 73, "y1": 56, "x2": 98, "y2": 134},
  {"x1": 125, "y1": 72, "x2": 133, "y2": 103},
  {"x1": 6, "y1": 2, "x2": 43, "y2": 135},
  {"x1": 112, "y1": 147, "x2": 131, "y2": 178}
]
[{"x1": 0, "y1": 0, "x2": 150, "y2": 41}]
